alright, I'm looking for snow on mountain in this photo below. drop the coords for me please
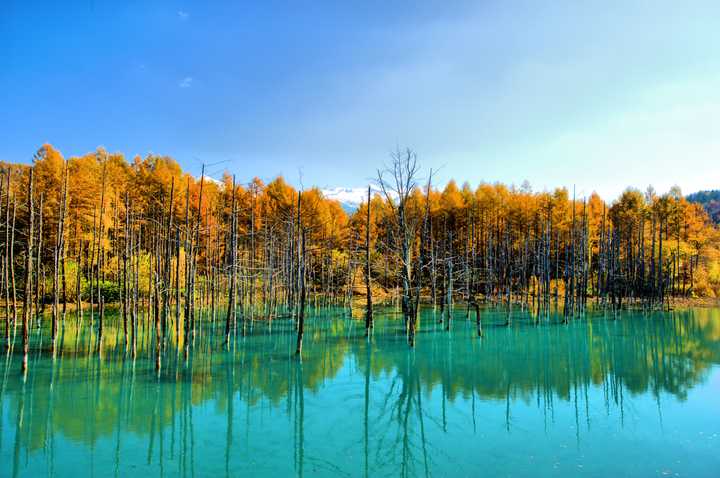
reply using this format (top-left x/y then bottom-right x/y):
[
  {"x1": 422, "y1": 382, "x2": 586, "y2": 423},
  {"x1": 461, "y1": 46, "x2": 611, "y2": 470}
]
[
  {"x1": 197, "y1": 180, "x2": 391, "y2": 213},
  {"x1": 321, "y1": 187, "x2": 368, "y2": 212},
  {"x1": 204, "y1": 175, "x2": 223, "y2": 186},
  {"x1": 321, "y1": 186, "x2": 387, "y2": 213}
]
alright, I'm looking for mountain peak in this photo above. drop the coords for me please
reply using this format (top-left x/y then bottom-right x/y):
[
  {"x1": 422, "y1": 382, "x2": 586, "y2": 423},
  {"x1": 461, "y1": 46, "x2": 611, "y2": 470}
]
[
  {"x1": 322, "y1": 187, "x2": 368, "y2": 213},
  {"x1": 321, "y1": 186, "x2": 384, "y2": 213}
]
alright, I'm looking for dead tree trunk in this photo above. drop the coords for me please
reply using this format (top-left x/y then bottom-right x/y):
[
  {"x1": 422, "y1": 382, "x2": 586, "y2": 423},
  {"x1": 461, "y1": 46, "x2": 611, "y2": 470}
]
[
  {"x1": 365, "y1": 185, "x2": 373, "y2": 336},
  {"x1": 52, "y1": 162, "x2": 67, "y2": 355},
  {"x1": 471, "y1": 301, "x2": 482, "y2": 337},
  {"x1": 295, "y1": 228, "x2": 306, "y2": 357},
  {"x1": 225, "y1": 176, "x2": 237, "y2": 344},
  {"x1": 4, "y1": 173, "x2": 11, "y2": 350},
  {"x1": 34, "y1": 194, "x2": 43, "y2": 328},
  {"x1": 21, "y1": 170, "x2": 34, "y2": 373},
  {"x1": 377, "y1": 148, "x2": 421, "y2": 347}
]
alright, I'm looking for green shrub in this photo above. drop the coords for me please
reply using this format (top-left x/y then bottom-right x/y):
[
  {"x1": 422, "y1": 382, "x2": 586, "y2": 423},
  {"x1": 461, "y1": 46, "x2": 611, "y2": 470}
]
[{"x1": 85, "y1": 281, "x2": 121, "y2": 303}]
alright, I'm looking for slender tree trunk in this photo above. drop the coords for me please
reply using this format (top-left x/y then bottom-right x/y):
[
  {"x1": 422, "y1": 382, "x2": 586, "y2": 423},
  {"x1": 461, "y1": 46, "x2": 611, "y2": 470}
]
[
  {"x1": 21, "y1": 170, "x2": 34, "y2": 374},
  {"x1": 11, "y1": 200, "x2": 17, "y2": 332},
  {"x1": 225, "y1": 176, "x2": 237, "y2": 344},
  {"x1": 34, "y1": 194, "x2": 43, "y2": 328},
  {"x1": 472, "y1": 301, "x2": 482, "y2": 337},
  {"x1": 123, "y1": 194, "x2": 130, "y2": 348},
  {"x1": 295, "y1": 229, "x2": 306, "y2": 357},
  {"x1": 365, "y1": 186, "x2": 373, "y2": 336},
  {"x1": 52, "y1": 163, "x2": 67, "y2": 355},
  {"x1": 4, "y1": 173, "x2": 11, "y2": 350}
]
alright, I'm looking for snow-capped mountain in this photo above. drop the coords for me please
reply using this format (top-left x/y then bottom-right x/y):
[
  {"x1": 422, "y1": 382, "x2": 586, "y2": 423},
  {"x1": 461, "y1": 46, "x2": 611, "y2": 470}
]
[
  {"x1": 322, "y1": 185, "x2": 401, "y2": 212},
  {"x1": 199, "y1": 181, "x2": 387, "y2": 213},
  {"x1": 321, "y1": 187, "x2": 369, "y2": 212},
  {"x1": 321, "y1": 186, "x2": 384, "y2": 213}
]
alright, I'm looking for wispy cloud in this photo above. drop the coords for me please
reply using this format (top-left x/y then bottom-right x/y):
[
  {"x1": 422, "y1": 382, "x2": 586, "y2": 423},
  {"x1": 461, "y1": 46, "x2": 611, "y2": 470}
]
[
  {"x1": 179, "y1": 77, "x2": 193, "y2": 88},
  {"x1": 178, "y1": 10, "x2": 189, "y2": 20}
]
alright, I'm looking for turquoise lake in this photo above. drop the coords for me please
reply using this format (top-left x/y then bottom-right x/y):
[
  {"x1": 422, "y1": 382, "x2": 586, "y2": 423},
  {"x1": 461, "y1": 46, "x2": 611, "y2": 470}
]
[{"x1": 1, "y1": 306, "x2": 719, "y2": 477}]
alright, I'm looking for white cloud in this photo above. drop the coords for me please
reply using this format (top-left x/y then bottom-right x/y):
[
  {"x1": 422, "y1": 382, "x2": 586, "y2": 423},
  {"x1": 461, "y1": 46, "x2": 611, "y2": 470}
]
[
  {"x1": 178, "y1": 10, "x2": 189, "y2": 20},
  {"x1": 179, "y1": 77, "x2": 193, "y2": 88}
]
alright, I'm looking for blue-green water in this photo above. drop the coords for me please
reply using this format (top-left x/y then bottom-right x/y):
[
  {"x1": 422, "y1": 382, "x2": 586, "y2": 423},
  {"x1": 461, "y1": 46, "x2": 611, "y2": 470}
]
[{"x1": 1, "y1": 306, "x2": 719, "y2": 477}]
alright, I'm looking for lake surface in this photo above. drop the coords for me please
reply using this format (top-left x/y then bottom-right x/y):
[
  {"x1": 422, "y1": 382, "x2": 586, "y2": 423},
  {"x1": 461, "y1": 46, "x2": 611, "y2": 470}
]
[{"x1": 1, "y1": 306, "x2": 719, "y2": 477}]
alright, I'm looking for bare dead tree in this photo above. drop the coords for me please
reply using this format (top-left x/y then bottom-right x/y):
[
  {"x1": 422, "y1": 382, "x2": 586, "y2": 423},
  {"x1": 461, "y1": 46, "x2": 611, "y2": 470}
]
[
  {"x1": 21, "y1": 170, "x2": 34, "y2": 373},
  {"x1": 365, "y1": 185, "x2": 373, "y2": 336},
  {"x1": 377, "y1": 148, "x2": 422, "y2": 346}
]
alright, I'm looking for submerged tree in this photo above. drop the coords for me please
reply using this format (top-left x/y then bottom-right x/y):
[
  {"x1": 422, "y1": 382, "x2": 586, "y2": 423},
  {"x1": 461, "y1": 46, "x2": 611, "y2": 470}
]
[
  {"x1": 377, "y1": 148, "x2": 423, "y2": 346},
  {"x1": 0, "y1": 143, "x2": 718, "y2": 368}
]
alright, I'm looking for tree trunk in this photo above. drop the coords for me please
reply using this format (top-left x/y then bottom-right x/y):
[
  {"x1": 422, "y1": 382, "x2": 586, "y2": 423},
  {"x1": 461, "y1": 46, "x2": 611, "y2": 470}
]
[
  {"x1": 21, "y1": 170, "x2": 34, "y2": 374},
  {"x1": 365, "y1": 186, "x2": 373, "y2": 336},
  {"x1": 295, "y1": 229, "x2": 306, "y2": 356}
]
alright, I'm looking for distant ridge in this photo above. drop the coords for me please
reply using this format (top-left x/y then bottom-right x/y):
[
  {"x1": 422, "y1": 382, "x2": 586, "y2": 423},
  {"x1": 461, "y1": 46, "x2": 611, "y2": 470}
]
[
  {"x1": 324, "y1": 186, "x2": 720, "y2": 223},
  {"x1": 687, "y1": 190, "x2": 720, "y2": 224}
]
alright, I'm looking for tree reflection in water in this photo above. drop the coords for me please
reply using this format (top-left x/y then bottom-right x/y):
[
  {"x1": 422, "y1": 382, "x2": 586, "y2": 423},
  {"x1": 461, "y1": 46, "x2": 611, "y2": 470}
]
[{"x1": 1, "y1": 305, "x2": 719, "y2": 477}]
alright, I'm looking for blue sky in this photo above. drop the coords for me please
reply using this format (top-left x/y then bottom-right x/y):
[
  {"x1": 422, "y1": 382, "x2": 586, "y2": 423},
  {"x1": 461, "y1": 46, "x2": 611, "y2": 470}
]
[{"x1": 1, "y1": 1, "x2": 719, "y2": 198}]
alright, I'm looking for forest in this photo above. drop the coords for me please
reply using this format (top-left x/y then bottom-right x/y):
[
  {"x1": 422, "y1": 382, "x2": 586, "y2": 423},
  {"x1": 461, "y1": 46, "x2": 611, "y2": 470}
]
[
  {"x1": 1, "y1": 144, "x2": 719, "y2": 367},
  {"x1": 688, "y1": 189, "x2": 720, "y2": 225}
]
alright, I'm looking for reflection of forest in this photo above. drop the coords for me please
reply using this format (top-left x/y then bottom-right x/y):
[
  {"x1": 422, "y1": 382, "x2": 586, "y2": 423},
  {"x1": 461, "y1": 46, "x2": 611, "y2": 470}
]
[{"x1": 1, "y1": 306, "x2": 719, "y2": 465}]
